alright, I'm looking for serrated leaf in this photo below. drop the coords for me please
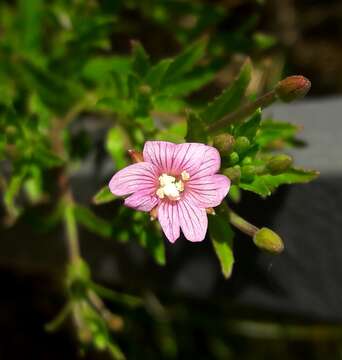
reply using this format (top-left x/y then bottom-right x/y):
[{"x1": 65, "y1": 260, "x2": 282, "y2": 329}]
[
  {"x1": 240, "y1": 167, "x2": 319, "y2": 196},
  {"x1": 93, "y1": 186, "x2": 116, "y2": 205},
  {"x1": 185, "y1": 110, "x2": 208, "y2": 143},
  {"x1": 160, "y1": 38, "x2": 207, "y2": 85},
  {"x1": 131, "y1": 41, "x2": 150, "y2": 77},
  {"x1": 209, "y1": 213, "x2": 235, "y2": 279},
  {"x1": 74, "y1": 205, "x2": 113, "y2": 238},
  {"x1": 235, "y1": 108, "x2": 261, "y2": 141},
  {"x1": 256, "y1": 119, "x2": 300, "y2": 148},
  {"x1": 201, "y1": 58, "x2": 252, "y2": 124}
]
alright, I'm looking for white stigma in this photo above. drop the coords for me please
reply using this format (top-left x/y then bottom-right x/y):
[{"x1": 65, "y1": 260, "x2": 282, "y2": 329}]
[{"x1": 156, "y1": 172, "x2": 190, "y2": 201}]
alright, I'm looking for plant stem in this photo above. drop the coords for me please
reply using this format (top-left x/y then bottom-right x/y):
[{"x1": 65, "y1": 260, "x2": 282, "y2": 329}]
[
  {"x1": 207, "y1": 90, "x2": 277, "y2": 134},
  {"x1": 64, "y1": 195, "x2": 81, "y2": 264},
  {"x1": 228, "y1": 207, "x2": 259, "y2": 237}
]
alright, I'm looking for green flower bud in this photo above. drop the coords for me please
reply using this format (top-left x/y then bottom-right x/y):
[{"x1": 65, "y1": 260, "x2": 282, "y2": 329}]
[
  {"x1": 138, "y1": 84, "x2": 152, "y2": 95},
  {"x1": 253, "y1": 227, "x2": 284, "y2": 253},
  {"x1": 234, "y1": 136, "x2": 250, "y2": 154},
  {"x1": 242, "y1": 156, "x2": 252, "y2": 165},
  {"x1": 241, "y1": 165, "x2": 255, "y2": 183},
  {"x1": 213, "y1": 133, "x2": 235, "y2": 154},
  {"x1": 267, "y1": 154, "x2": 293, "y2": 174},
  {"x1": 228, "y1": 151, "x2": 239, "y2": 165},
  {"x1": 275, "y1": 75, "x2": 311, "y2": 103},
  {"x1": 223, "y1": 165, "x2": 241, "y2": 184}
]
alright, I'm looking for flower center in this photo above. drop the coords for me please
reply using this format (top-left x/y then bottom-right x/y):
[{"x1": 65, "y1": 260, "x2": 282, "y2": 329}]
[{"x1": 156, "y1": 171, "x2": 190, "y2": 201}]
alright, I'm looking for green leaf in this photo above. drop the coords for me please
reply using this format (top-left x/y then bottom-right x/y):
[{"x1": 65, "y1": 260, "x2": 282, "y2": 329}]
[
  {"x1": 240, "y1": 167, "x2": 319, "y2": 196},
  {"x1": 156, "y1": 121, "x2": 186, "y2": 143},
  {"x1": 74, "y1": 205, "x2": 113, "y2": 238},
  {"x1": 209, "y1": 213, "x2": 235, "y2": 279},
  {"x1": 18, "y1": 0, "x2": 42, "y2": 53},
  {"x1": 234, "y1": 108, "x2": 261, "y2": 141},
  {"x1": 201, "y1": 58, "x2": 252, "y2": 124},
  {"x1": 185, "y1": 110, "x2": 208, "y2": 143},
  {"x1": 106, "y1": 127, "x2": 128, "y2": 168},
  {"x1": 256, "y1": 119, "x2": 300, "y2": 148},
  {"x1": 161, "y1": 69, "x2": 215, "y2": 97},
  {"x1": 93, "y1": 186, "x2": 116, "y2": 205},
  {"x1": 4, "y1": 172, "x2": 25, "y2": 220},
  {"x1": 82, "y1": 56, "x2": 131, "y2": 82},
  {"x1": 161, "y1": 38, "x2": 207, "y2": 85},
  {"x1": 253, "y1": 32, "x2": 277, "y2": 50},
  {"x1": 131, "y1": 41, "x2": 150, "y2": 77},
  {"x1": 145, "y1": 59, "x2": 172, "y2": 90}
]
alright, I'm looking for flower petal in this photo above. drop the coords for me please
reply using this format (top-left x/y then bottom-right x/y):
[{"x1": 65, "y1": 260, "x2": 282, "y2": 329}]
[
  {"x1": 191, "y1": 145, "x2": 221, "y2": 179},
  {"x1": 172, "y1": 143, "x2": 207, "y2": 175},
  {"x1": 186, "y1": 174, "x2": 230, "y2": 208},
  {"x1": 124, "y1": 191, "x2": 159, "y2": 212},
  {"x1": 178, "y1": 198, "x2": 208, "y2": 242},
  {"x1": 109, "y1": 162, "x2": 158, "y2": 196},
  {"x1": 158, "y1": 201, "x2": 180, "y2": 243},
  {"x1": 143, "y1": 141, "x2": 176, "y2": 173}
]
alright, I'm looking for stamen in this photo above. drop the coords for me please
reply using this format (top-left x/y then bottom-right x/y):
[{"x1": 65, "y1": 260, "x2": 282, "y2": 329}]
[{"x1": 181, "y1": 171, "x2": 190, "y2": 181}]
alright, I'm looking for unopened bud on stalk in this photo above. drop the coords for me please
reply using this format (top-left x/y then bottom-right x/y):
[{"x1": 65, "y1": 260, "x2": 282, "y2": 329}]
[
  {"x1": 223, "y1": 165, "x2": 241, "y2": 184},
  {"x1": 253, "y1": 227, "x2": 284, "y2": 253},
  {"x1": 213, "y1": 134, "x2": 235, "y2": 154},
  {"x1": 275, "y1": 76, "x2": 311, "y2": 103},
  {"x1": 234, "y1": 136, "x2": 250, "y2": 154},
  {"x1": 267, "y1": 154, "x2": 293, "y2": 174},
  {"x1": 128, "y1": 149, "x2": 144, "y2": 163}
]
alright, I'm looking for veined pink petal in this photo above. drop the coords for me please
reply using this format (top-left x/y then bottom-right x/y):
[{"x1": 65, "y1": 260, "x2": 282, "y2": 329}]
[
  {"x1": 177, "y1": 198, "x2": 208, "y2": 242},
  {"x1": 158, "y1": 201, "x2": 180, "y2": 243},
  {"x1": 191, "y1": 146, "x2": 220, "y2": 179},
  {"x1": 124, "y1": 191, "x2": 159, "y2": 212},
  {"x1": 143, "y1": 141, "x2": 176, "y2": 173},
  {"x1": 186, "y1": 174, "x2": 230, "y2": 208},
  {"x1": 172, "y1": 143, "x2": 208, "y2": 175},
  {"x1": 109, "y1": 162, "x2": 158, "y2": 196}
]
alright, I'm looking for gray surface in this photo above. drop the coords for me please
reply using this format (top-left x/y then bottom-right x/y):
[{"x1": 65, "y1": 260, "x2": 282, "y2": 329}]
[{"x1": 268, "y1": 96, "x2": 342, "y2": 174}]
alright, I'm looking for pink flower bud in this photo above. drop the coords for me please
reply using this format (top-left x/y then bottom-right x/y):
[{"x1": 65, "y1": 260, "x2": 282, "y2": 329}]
[{"x1": 275, "y1": 75, "x2": 311, "y2": 102}]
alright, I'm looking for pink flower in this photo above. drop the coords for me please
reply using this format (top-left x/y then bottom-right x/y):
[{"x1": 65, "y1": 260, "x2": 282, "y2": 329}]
[{"x1": 109, "y1": 141, "x2": 230, "y2": 243}]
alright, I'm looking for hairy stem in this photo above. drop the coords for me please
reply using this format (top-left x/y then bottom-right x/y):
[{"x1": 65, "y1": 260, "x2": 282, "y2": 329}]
[{"x1": 207, "y1": 90, "x2": 277, "y2": 133}]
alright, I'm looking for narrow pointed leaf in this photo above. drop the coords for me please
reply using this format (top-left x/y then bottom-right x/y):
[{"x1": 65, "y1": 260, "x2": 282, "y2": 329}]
[
  {"x1": 209, "y1": 213, "x2": 235, "y2": 279},
  {"x1": 201, "y1": 58, "x2": 252, "y2": 124}
]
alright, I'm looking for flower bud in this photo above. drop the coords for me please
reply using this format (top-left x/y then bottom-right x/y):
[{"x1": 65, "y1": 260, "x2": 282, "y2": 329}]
[
  {"x1": 128, "y1": 149, "x2": 144, "y2": 163},
  {"x1": 275, "y1": 75, "x2": 311, "y2": 103},
  {"x1": 267, "y1": 154, "x2": 293, "y2": 174},
  {"x1": 241, "y1": 165, "x2": 255, "y2": 183},
  {"x1": 228, "y1": 151, "x2": 239, "y2": 165},
  {"x1": 234, "y1": 136, "x2": 250, "y2": 154},
  {"x1": 223, "y1": 165, "x2": 241, "y2": 184},
  {"x1": 139, "y1": 84, "x2": 152, "y2": 95},
  {"x1": 253, "y1": 227, "x2": 284, "y2": 253},
  {"x1": 213, "y1": 134, "x2": 235, "y2": 154}
]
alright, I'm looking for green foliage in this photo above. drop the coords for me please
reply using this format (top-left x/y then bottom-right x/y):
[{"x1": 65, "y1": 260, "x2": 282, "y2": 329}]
[
  {"x1": 240, "y1": 167, "x2": 319, "y2": 197},
  {"x1": 201, "y1": 58, "x2": 252, "y2": 124},
  {"x1": 209, "y1": 210, "x2": 235, "y2": 279}
]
